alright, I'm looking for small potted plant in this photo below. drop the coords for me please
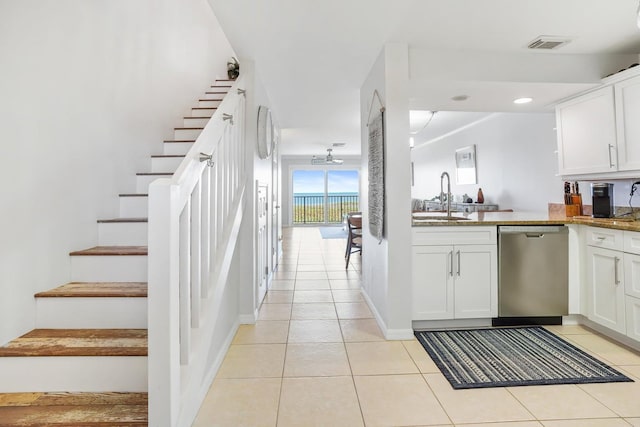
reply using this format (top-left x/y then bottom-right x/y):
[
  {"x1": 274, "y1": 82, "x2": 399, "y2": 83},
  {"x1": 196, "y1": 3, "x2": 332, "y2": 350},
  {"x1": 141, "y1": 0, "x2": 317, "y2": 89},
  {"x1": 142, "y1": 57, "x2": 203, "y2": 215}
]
[{"x1": 227, "y1": 57, "x2": 239, "y2": 80}]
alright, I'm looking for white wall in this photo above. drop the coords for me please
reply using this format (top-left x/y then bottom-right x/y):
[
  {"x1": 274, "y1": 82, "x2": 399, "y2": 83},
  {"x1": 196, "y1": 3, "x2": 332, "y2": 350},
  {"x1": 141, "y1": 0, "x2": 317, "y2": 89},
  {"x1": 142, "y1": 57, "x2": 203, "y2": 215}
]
[
  {"x1": 0, "y1": 0, "x2": 234, "y2": 345},
  {"x1": 360, "y1": 44, "x2": 413, "y2": 339},
  {"x1": 411, "y1": 113, "x2": 563, "y2": 212}
]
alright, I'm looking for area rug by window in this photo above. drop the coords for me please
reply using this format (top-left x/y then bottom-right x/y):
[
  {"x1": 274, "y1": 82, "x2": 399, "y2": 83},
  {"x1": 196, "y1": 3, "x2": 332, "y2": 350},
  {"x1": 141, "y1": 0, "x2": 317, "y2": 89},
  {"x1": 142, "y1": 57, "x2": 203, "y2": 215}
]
[
  {"x1": 319, "y1": 226, "x2": 347, "y2": 239},
  {"x1": 414, "y1": 326, "x2": 633, "y2": 389}
]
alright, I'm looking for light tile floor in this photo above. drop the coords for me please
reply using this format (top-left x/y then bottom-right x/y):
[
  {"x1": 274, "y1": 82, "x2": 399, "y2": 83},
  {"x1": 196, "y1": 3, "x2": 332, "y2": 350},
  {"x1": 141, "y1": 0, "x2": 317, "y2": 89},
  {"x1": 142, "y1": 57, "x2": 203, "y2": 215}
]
[{"x1": 194, "y1": 227, "x2": 640, "y2": 427}]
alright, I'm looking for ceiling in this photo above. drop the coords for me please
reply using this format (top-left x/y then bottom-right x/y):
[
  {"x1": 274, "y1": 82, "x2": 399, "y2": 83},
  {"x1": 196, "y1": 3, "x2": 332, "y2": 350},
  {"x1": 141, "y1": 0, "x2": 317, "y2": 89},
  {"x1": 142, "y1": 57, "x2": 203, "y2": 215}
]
[{"x1": 208, "y1": 0, "x2": 640, "y2": 156}]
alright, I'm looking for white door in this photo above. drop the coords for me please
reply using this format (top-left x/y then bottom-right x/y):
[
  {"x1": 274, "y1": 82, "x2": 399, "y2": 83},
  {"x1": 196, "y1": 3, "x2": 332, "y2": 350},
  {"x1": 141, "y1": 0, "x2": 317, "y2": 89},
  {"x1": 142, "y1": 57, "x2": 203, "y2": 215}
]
[
  {"x1": 556, "y1": 86, "x2": 617, "y2": 175},
  {"x1": 587, "y1": 246, "x2": 626, "y2": 333},
  {"x1": 625, "y1": 253, "x2": 640, "y2": 299},
  {"x1": 625, "y1": 296, "x2": 640, "y2": 341},
  {"x1": 271, "y1": 140, "x2": 280, "y2": 271},
  {"x1": 257, "y1": 184, "x2": 269, "y2": 305},
  {"x1": 615, "y1": 74, "x2": 640, "y2": 171},
  {"x1": 454, "y1": 245, "x2": 497, "y2": 319},
  {"x1": 411, "y1": 245, "x2": 454, "y2": 320}
]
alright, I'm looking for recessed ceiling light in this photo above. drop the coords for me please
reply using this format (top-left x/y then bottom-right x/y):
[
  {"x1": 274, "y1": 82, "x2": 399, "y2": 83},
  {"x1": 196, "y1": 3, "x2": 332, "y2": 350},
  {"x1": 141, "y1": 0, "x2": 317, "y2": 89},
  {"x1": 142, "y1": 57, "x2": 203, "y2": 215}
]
[
  {"x1": 514, "y1": 97, "x2": 533, "y2": 104},
  {"x1": 451, "y1": 95, "x2": 469, "y2": 102}
]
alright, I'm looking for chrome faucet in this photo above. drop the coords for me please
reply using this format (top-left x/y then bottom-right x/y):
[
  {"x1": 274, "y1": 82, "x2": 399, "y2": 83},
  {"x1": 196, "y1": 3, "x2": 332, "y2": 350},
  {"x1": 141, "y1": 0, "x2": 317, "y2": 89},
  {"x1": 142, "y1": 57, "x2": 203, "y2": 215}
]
[{"x1": 440, "y1": 172, "x2": 451, "y2": 217}]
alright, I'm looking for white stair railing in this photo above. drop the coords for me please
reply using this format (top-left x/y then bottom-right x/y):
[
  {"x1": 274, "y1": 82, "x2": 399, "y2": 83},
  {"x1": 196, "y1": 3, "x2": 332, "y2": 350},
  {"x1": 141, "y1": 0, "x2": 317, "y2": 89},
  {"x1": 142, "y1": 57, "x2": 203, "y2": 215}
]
[{"x1": 147, "y1": 74, "x2": 247, "y2": 427}]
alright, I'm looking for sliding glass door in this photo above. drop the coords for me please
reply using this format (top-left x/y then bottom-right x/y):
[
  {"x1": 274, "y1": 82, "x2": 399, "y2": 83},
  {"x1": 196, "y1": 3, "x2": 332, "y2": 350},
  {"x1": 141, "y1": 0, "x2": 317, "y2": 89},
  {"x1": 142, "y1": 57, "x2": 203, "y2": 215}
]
[{"x1": 292, "y1": 169, "x2": 359, "y2": 224}]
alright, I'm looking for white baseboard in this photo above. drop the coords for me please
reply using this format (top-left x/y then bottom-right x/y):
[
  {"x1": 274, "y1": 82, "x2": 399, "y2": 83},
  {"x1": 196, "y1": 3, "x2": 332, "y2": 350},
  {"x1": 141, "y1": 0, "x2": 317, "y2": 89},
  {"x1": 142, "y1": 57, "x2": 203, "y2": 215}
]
[
  {"x1": 238, "y1": 311, "x2": 257, "y2": 324},
  {"x1": 360, "y1": 288, "x2": 413, "y2": 340},
  {"x1": 412, "y1": 318, "x2": 492, "y2": 330}
]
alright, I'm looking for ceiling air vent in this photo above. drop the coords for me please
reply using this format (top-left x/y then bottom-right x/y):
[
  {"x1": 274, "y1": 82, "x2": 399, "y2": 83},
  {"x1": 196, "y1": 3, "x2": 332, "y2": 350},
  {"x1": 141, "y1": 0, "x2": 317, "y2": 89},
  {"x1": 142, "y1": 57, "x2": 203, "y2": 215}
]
[{"x1": 527, "y1": 36, "x2": 571, "y2": 50}]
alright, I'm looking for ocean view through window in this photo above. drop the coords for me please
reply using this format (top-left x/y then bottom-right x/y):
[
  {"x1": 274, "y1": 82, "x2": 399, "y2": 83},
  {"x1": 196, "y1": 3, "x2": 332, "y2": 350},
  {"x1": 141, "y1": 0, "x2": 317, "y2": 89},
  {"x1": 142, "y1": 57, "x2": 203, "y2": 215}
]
[{"x1": 292, "y1": 169, "x2": 359, "y2": 224}]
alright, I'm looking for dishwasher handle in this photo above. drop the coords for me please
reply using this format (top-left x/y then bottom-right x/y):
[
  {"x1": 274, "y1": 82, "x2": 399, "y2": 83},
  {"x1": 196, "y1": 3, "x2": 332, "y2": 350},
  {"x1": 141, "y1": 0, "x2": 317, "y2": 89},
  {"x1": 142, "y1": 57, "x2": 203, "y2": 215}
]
[
  {"x1": 499, "y1": 225, "x2": 567, "y2": 234},
  {"x1": 525, "y1": 233, "x2": 545, "y2": 238}
]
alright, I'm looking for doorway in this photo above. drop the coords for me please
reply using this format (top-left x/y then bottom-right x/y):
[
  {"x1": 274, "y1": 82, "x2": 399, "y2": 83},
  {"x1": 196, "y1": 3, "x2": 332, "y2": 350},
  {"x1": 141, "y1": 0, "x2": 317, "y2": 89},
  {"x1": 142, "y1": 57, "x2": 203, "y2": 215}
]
[{"x1": 291, "y1": 169, "x2": 359, "y2": 224}]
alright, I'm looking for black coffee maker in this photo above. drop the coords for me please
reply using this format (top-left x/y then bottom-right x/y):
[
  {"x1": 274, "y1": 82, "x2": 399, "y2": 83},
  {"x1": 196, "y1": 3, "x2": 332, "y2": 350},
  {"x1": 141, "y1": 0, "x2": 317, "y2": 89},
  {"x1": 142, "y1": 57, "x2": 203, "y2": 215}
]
[{"x1": 591, "y1": 183, "x2": 614, "y2": 218}]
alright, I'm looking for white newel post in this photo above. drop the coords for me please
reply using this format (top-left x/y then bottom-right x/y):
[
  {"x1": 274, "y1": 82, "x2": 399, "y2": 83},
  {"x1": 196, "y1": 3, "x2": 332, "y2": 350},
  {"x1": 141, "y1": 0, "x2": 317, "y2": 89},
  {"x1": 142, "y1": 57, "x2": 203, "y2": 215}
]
[{"x1": 148, "y1": 180, "x2": 181, "y2": 427}]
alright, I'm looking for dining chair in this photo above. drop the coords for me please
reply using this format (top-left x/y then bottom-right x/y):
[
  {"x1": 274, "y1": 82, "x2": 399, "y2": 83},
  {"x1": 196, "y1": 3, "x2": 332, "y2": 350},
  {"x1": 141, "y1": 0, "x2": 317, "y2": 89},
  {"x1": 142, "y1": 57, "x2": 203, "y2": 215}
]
[{"x1": 345, "y1": 213, "x2": 362, "y2": 269}]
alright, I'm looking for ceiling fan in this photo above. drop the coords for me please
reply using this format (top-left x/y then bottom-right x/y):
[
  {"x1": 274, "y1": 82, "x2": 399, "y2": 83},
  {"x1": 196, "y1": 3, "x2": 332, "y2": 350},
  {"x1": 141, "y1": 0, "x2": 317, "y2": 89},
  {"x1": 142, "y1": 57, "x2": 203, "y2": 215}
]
[{"x1": 311, "y1": 148, "x2": 343, "y2": 165}]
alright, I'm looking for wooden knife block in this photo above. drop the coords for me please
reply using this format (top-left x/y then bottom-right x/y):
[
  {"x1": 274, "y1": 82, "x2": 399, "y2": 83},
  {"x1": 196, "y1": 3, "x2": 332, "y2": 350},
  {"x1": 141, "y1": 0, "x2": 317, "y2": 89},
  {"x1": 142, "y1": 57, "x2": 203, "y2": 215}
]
[{"x1": 565, "y1": 194, "x2": 583, "y2": 217}]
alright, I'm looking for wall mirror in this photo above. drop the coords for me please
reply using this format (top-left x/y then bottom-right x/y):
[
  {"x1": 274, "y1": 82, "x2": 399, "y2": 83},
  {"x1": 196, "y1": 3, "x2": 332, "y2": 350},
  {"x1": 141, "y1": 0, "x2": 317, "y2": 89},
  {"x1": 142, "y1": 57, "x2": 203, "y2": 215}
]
[{"x1": 455, "y1": 145, "x2": 477, "y2": 185}]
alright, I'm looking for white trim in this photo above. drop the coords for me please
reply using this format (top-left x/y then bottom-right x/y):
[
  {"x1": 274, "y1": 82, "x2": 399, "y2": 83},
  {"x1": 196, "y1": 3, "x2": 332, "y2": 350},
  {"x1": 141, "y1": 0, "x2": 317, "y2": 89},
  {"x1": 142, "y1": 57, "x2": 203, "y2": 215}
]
[
  {"x1": 361, "y1": 287, "x2": 413, "y2": 340},
  {"x1": 238, "y1": 311, "x2": 258, "y2": 324},
  {"x1": 413, "y1": 113, "x2": 501, "y2": 149}
]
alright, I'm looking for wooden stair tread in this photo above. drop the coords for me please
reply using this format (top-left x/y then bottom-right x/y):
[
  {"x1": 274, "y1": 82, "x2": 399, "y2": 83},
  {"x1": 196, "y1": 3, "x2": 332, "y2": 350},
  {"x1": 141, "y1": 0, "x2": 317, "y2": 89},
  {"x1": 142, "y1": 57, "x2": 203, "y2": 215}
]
[
  {"x1": 35, "y1": 282, "x2": 147, "y2": 298},
  {"x1": 136, "y1": 172, "x2": 172, "y2": 176},
  {"x1": 97, "y1": 218, "x2": 147, "y2": 224},
  {"x1": 0, "y1": 392, "x2": 147, "y2": 426},
  {"x1": 0, "y1": 329, "x2": 147, "y2": 357},
  {"x1": 69, "y1": 246, "x2": 147, "y2": 256}
]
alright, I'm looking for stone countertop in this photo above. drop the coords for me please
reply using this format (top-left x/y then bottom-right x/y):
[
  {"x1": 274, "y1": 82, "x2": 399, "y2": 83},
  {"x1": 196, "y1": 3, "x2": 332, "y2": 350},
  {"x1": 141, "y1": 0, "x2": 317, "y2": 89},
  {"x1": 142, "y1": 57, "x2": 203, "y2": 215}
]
[{"x1": 412, "y1": 211, "x2": 640, "y2": 232}]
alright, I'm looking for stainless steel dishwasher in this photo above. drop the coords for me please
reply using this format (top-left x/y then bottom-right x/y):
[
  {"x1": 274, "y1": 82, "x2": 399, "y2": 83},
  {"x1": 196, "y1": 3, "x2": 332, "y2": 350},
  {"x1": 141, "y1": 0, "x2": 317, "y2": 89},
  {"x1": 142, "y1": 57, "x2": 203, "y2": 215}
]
[{"x1": 496, "y1": 225, "x2": 568, "y2": 325}]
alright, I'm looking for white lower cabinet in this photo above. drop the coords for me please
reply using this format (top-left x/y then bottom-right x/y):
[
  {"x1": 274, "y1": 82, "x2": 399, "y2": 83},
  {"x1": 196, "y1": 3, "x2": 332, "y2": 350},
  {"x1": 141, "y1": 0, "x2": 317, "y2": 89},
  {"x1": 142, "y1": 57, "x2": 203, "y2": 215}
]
[
  {"x1": 412, "y1": 245, "x2": 454, "y2": 320},
  {"x1": 412, "y1": 227, "x2": 497, "y2": 321},
  {"x1": 625, "y1": 296, "x2": 640, "y2": 342},
  {"x1": 586, "y1": 245, "x2": 626, "y2": 334},
  {"x1": 624, "y1": 252, "x2": 640, "y2": 298}
]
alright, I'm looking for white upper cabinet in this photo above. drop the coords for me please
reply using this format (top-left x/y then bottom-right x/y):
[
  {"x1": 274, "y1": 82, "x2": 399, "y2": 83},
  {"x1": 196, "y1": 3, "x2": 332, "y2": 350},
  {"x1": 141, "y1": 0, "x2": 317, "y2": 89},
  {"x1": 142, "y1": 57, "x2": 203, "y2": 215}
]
[
  {"x1": 615, "y1": 74, "x2": 640, "y2": 171},
  {"x1": 556, "y1": 69, "x2": 640, "y2": 177},
  {"x1": 556, "y1": 86, "x2": 617, "y2": 176}
]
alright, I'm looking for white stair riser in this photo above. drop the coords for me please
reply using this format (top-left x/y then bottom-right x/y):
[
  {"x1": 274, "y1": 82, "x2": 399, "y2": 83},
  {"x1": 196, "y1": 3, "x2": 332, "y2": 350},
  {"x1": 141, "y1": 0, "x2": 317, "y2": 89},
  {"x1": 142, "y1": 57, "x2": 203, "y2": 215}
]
[
  {"x1": 120, "y1": 196, "x2": 148, "y2": 217},
  {"x1": 192, "y1": 108, "x2": 215, "y2": 118},
  {"x1": 98, "y1": 222, "x2": 148, "y2": 246},
  {"x1": 198, "y1": 100, "x2": 221, "y2": 108},
  {"x1": 164, "y1": 142, "x2": 194, "y2": 156},
  {"x1": 202, "y1": 92, "x2": 226, "y2": 100},
  {"x1": 136, "y1": 175, "x2": 168, "y2": 193},
  {"x1": 36, "y1": 297, "x2": 147, "y2": 329},
  {"x1": 0, "y1": 356, "x2": 147, "y2": 392},
  {"x1": 183, "y1": 117, "x2": 210, "y2": 128},
  {"x1": 71, "y1": 256, "x2": 147, "y2": 282},
  {"x1": 151, "y1": 156, "x2": 184, "y2": 172},
  {"x1": 174, "y1": 128, "x2": 202, "y2": 140}
]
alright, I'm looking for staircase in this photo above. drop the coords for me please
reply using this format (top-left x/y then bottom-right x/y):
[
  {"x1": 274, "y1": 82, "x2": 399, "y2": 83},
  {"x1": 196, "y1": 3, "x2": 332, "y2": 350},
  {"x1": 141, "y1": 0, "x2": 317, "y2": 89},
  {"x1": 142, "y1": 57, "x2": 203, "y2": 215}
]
[{"x1": 0, "y1": 79, "x2": 235, "y2": 425}]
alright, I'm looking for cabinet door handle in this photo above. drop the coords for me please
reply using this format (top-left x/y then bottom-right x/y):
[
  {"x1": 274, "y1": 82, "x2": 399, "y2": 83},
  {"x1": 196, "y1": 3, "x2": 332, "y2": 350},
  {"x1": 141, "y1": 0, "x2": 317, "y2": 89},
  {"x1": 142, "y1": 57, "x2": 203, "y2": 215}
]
[
  {"x1": 608, "y1": 144, "x2": 616, "y2": 168},
  {"x1": 614, "y1": 256, "x2": 620, "y2": 285},
  {"x1": 456, "y1": 250, "x2": 461, "y2": 276},
  {"x1": 448, "y1": 251, "x2": 453, "y2": 276}
]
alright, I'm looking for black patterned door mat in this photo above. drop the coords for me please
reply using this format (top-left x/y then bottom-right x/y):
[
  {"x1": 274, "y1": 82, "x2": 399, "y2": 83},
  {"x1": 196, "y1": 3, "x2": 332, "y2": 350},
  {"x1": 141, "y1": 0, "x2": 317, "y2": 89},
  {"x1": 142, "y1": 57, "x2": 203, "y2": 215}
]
[{"x1": 414, "y1": 326, "x2": 633, "y2": 389}]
